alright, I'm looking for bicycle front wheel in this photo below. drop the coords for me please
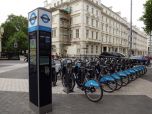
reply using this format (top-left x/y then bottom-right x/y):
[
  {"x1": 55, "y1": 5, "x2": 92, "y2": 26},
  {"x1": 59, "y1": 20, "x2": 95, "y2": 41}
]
[{"x1": 85, "y1": 86, "x2": 103, "y2": 102}]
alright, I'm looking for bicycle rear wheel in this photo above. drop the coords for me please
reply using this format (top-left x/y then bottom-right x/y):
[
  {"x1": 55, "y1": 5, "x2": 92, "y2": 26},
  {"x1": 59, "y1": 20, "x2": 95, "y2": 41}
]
[
  {"x1": 121, "y1": 76, "x2": 129, "y2": 86},
  {"x1": 85, "y1": 86, "x2": 103, "y2": 102},
  {"x1": 102, "y1": 80, "x2": 117, "y2": 93},
  {"x1": 115, "y1": 79, "x2": 122, "y2": 90},
  {"x1": 61, "y1": 74, "x2": 75, "y2": 91}
]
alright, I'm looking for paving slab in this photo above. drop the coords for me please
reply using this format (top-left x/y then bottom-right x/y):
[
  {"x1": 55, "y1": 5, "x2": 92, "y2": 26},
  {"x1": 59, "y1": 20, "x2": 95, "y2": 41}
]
[
  {"x1": 141, "y1": 68, "x2": 152, "y2": 82},
  {"x1": 0, "y1": 92, "x2": 152, "y2": 114},
  {"x1": 0, "y1": 61, "x2": 152, "y2": 114}
]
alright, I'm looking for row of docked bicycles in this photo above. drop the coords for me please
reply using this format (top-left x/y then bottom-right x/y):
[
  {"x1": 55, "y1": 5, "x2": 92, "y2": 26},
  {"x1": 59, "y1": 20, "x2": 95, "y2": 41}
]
[{"x1": 58, "y1": 57, "x2": 147, "y2": 102}]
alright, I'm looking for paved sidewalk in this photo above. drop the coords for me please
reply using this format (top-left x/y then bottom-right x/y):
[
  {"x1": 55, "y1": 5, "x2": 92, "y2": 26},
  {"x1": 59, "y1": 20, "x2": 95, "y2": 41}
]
[
  {"x1": 0, "y1": 92, "x2": 152, "y2": 114},
  {"x1": 0, "y1": 61, "x2": 152, "y2": 114},
  {"x1": 0, "y1": 78, "x2": 28, "y2": 92},
  {"x1": 0, "y1": 64, "x2": 152, "y2": 98},
  {"x1": 0, "y1": 63, "x2": 27, "y2": 74}
]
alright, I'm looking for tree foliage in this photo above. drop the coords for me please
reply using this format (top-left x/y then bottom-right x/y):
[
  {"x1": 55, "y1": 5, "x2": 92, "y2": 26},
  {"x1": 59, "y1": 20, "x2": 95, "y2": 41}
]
[
  {"x1": 141, "y1": 0, "x2": 152, "y2": 34},
  {"x1": 1, "y1": 14, "x2": 28, "y2": 53}
]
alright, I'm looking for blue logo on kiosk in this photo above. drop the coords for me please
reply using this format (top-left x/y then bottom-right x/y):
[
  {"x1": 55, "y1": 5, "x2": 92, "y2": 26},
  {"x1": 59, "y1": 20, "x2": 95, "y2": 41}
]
[
  {"x1": 41, "y1": 14, "x2": 50, "y2": 23},
  {"x1": 29, "y1": 12, "x2": 37, "y2": 25}
]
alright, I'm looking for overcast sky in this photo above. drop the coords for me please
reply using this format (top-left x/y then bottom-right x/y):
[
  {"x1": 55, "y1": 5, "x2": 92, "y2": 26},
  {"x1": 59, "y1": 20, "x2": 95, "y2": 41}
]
[{"x1": 0, "y1": 0, "x2": 146, "y2": 29}]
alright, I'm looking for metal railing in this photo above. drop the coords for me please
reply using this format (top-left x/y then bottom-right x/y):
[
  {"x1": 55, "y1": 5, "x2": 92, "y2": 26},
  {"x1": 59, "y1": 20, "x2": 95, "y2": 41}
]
[{"x1": 0, "y1": 52, "x2": 19, "y2": 60}]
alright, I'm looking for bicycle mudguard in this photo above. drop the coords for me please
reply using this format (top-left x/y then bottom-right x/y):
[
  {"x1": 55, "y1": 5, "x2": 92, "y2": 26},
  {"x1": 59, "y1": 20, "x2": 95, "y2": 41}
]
[
  {"x1": 126, "y1": 69, "x2": 136, "y2": 74},
  {"x1": 111, "y1": 74, "x2": 121, "y2": 80},
  {"x1": 117, "y1": 72, "x2": 128, "y2": 77},
  {"x1": 135, "y1": 66, "x2": 144, "y2": 69},
  {"x1": 123, "y1": 71, "x2": 131, "y2": 75},
  {"x1": 132, "y1": 68, "x2": 140, "y2": 72},
  {"x1": 134, "y1": 67, "x2": 143, "y2": 71},
  {"x1": 99, "y1": 75, "x2": 115, "y2": 83},
  {"x1": 84, "y1": 80, "x2": 100, "y2": 88}
]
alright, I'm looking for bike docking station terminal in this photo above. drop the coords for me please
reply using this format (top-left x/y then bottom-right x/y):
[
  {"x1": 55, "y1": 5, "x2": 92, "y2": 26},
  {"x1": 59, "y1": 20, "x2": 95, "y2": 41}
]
[{"x1": 28, "y1": 8, "x2": 52, "y2": 114}]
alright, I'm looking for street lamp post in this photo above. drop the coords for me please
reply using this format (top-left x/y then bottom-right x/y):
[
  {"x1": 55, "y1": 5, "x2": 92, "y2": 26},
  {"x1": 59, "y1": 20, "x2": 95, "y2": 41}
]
[
  {"x1": 150, "y1": 31, "x2": 152, "y2": 56},
  {"x1": 129, "y1": 0, "x2": 133, "y2": 57}
]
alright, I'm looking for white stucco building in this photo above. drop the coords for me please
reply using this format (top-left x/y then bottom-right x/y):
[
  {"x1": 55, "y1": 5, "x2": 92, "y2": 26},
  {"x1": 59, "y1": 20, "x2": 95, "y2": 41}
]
[{"x1": 46, "y1": 0, "x2": 148, "y2": 57}]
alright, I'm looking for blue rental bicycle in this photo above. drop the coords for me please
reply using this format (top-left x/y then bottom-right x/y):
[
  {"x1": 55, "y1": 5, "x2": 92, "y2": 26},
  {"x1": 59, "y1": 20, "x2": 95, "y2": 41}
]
[{"x1": 61, "y1": 60, "x2": 103, "y2": 102}]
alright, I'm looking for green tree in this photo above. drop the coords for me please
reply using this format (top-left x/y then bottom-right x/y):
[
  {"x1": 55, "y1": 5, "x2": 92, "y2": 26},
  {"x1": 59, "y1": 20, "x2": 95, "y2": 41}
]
[
  {"x1": 141, "y1": 0, "x2": 152, "y2": 34},
  {"x1": 1, "y1": 14, "x2": 28, "y2": 53}
]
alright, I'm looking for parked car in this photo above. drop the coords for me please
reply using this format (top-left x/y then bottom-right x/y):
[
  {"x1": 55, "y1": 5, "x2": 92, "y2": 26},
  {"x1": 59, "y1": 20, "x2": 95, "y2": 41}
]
[
  {"x1": 130, "y1": 55, "x2": 150, "y2": 66},
  {"x1": 144, "y1": 55, "x2": 152, "y2": 60},
  {"x1": 99, "y1": 52, "x2": 125, "y2": 58}
]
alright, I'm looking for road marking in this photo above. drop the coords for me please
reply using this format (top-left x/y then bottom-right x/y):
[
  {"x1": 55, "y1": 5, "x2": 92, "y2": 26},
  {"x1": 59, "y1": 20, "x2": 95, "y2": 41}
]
[{"x1": 0, "y1": 63, "x2": 28, "y2": 74}]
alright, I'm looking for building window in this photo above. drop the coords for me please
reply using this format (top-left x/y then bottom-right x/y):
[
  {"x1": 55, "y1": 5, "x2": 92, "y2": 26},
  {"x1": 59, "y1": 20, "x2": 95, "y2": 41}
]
[
  {"x1": 87, "y1": 5, "x2": 89, "y2": 11},
  {"x1": 86, "y1": 16, "x2": 89, "y2": 25},
  {"x1": 92, "y1": 31, "x2": 94, "y2": 39},
  {"x1": 96, "y1": 20, "x2": 98, "y2": 27},
  {"x1": 92, "y1": 8, "x2": 94, "y2": 14},
  {"x1": 102, "y1": 23, "x2": 104, "y2": 31},
  {"x1": 109, "y1": 36, "x2": 111, "y2": 43},
  {"x1": 106, "y1": 35, "x2": 108, "y2": 43},
  {"x1": 102, "y1": 16, "x2": 104, "y2": 21},
  {"x1": 109, "y1": 20, "x2": 111, "y2": 25},
  {"x1": 96, "y1": 10, "x2": 98, "y2": 16},
  {"x1": 86, "y1": 30, "x2": 89, "y2": 39},
  {"x1": 70, "y1": 30, "x2": 73, "y2": 39},
  {"x1": 91, "y1": 45, "x2": 93, "y2": 53},
  {"x1": 77, "y1": 49, "x2": 80, "y2": 54},
  {"x1": 91, "y1": 19, "x2": 94, "y2": 26},
  {"x1": 96, "y1": 32, "x2": 98, "y2": 40},
  {"x1": 76, "y1": 29, "x2": 79, "y2": 38},
  {"x1": 86, "y1": 45, "x2": 89, "y2": 54},
  {"x1": 96, "y1": 46, "x2": 98, "y2": 54},
  {"x1": 109, "y1": 27, "x2": 111, "y2": 33},
  {"x1": 106, "y1": 26, "x2": 108, "y2": 32},
  {"x1": 103, "y1": 47, "x2": 107, "y2": 52},
  {"x1": 101, "y1": 33, "x2": 103, "y2": 41}
]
